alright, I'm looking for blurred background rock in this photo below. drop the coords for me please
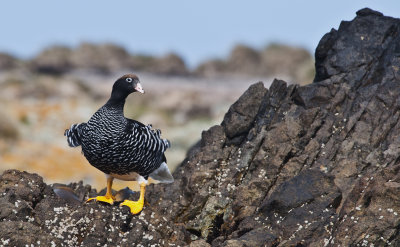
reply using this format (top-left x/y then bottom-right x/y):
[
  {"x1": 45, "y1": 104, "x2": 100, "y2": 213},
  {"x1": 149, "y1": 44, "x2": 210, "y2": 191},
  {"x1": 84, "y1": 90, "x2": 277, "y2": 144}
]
[{"x1": 15, "y1": 42, "x2": 314, "y2": 82}]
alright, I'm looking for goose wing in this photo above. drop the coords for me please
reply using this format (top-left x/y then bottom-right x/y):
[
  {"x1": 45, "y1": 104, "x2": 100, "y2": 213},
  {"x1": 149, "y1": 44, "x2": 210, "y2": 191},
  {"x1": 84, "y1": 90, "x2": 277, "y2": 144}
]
[
  {"x1": 125, "y1": 119, "x2": 171, "y2": 153},
  {"x1": 64, "y1": 123, "x2": 87, "y2": 147}
]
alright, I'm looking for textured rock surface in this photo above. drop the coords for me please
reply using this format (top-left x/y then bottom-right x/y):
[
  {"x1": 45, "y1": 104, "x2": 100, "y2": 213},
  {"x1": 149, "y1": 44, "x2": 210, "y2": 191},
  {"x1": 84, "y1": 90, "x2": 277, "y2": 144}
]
[{"x1": 1, "y1": 8, "x2": 400, "y2": 246}]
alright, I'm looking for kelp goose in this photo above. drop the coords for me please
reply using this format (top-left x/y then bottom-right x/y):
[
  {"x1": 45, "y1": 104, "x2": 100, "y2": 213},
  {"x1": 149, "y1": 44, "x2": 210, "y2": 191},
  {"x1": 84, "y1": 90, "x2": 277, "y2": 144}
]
[{"x1": 64, "y1": 74, "x2": 173, "y2": 214}]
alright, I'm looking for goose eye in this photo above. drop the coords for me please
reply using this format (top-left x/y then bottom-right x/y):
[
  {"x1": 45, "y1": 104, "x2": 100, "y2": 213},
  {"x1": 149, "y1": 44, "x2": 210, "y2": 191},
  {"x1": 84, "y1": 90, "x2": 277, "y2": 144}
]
[{"x1": 126, "y1": 78, "x2": 133, "y2": 83}]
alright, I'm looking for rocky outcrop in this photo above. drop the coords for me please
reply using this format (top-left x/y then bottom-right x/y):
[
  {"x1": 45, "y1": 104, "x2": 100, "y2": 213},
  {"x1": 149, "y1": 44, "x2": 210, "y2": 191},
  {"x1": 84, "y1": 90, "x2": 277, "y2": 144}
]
[{"x1": 1, "y1": 8, "x2": 400, "y2": 246}]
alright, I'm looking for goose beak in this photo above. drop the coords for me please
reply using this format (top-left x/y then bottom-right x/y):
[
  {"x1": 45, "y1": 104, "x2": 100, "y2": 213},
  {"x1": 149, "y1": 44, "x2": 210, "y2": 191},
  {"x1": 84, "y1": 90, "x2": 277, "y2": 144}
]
[{"x1": 135, "y1": 83, "x2": 145, "y2": 94}]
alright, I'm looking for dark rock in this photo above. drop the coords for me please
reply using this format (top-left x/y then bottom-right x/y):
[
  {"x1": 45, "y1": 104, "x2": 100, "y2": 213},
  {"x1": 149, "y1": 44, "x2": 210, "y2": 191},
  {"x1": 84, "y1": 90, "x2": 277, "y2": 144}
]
[
  {"x1": 221, "y1": 228, "x2": 278, "y2": 247},
  {"x1": 356, "y1": 8, "x2": 383, "y2": 17},
  {"x1": 314, "y1": 7, "x2": 400, "y2": 83},
  {"x1": 52, "y1": 185, "x2": 82, "y2": 205},
  {"x1": 0, "y1": 221, "x2": 59, "y2": 246},
  {"x1": 2, "y1": 8, "x2": 400, "y2": 246},
  {"x1": 0, "y1": 170, "x2": 60, "y2": 245},
  {"x1": 260, "y1": 170, "x2": 341, "y2": 215},
  {"x1": 222, "y1": 81, "x2": 267, "y2": 139},
  {"x1": 0, "y1": 169, "x2": 184, "y2": 246}
]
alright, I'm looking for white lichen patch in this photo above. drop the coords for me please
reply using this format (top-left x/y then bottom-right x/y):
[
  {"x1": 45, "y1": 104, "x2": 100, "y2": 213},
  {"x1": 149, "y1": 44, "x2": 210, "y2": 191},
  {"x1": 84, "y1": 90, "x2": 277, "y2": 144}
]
[
  {"x1": 25, "y1": 215, "x2": 35, "y2": 222},
  {"x1": 258, "y1": 169, "x2": 266, "y2": 178},
  {"x1": 44, "y1": 207, "x2": 96, "y2": 246},
  {"x1": 143, "y1": 233, "x2": 154, "y2": 240},
  {"x1": 1, "y1": 238, "x2": 10, "y2": 245},
  {"x1": 226, "y1": 183, "x2": 236, "y2": 192}
]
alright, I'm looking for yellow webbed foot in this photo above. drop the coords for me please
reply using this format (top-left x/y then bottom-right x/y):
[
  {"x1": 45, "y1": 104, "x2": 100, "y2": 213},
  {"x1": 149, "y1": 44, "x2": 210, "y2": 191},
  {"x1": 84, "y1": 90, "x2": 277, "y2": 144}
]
[
  {"x1": 119, "y1": 181, "x2": 147, "y2": 214},
  {"x1": 120, "y1": 199, "x2": 144, "y2": 214},
  {"x1": 87, "y1": 176, "x2": 116, "y2": 205},
  {"x1": 87, "y1": 195, "x2": 116, "y2": 205}
]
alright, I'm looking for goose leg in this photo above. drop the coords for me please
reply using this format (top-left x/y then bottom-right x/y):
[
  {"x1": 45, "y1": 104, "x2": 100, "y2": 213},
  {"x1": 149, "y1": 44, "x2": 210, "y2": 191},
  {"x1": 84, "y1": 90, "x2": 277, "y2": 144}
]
[
  {"x1": 87, "y1": 176, "x2": 115, "y2": 204},
  {"x1": 120, "y1": 182, "x2": 146, "y2": 214}
]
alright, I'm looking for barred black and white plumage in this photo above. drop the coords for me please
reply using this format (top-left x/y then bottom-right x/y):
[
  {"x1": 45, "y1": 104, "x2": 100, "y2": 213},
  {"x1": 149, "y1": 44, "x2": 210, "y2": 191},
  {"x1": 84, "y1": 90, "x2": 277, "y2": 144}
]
[
  {"x1": 64, "y1": 123, "x2": 86, "y2": 147},
  {"x1": 64, "y1": 74, "x2": 173, "y2": 182}
]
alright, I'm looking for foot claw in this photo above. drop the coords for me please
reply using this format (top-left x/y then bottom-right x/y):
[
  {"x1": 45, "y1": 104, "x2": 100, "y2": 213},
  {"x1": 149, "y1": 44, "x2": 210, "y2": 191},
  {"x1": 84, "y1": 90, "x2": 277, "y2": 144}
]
[
  {"x1": 120, "y1": 199, "x2": 144, "y2": 214},
  {"x1": 86, "y1": 195, "x2": 115, "y2": 205}
]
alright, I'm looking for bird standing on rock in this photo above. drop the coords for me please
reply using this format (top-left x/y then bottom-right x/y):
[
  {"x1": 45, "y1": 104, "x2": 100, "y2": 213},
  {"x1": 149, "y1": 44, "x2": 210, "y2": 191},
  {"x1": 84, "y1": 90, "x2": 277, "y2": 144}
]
[{"x1": 64, "y1": 74, "x2": 174, "y2": 214}]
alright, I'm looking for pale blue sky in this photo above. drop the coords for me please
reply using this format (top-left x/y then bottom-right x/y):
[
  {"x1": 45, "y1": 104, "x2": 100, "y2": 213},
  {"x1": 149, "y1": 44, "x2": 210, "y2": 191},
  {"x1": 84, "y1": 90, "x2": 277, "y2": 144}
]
[{"x1": 0, "y1": 1, "x2": 399, "y2": 67}]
